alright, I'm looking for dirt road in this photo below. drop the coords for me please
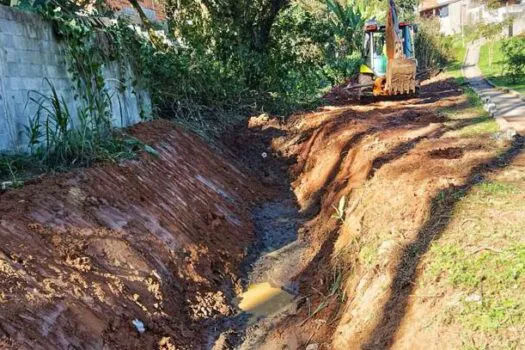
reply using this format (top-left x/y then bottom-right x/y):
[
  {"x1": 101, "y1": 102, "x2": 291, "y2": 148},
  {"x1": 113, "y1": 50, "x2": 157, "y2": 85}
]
[{"x1": 0, "y1": 75, "x2": 522, "y2": 349}]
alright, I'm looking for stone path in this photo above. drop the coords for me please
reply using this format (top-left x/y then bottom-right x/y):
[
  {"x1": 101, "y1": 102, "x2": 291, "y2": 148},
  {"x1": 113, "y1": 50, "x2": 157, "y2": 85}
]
[{"x1": 463, "y1": 40, "x2": 525, "y2": 135}]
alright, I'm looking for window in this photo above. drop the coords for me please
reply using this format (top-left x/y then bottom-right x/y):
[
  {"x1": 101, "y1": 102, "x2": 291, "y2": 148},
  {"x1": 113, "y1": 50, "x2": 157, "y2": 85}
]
[{"x1": 438, "y1": 5, "x2": 449, "y2": 18}]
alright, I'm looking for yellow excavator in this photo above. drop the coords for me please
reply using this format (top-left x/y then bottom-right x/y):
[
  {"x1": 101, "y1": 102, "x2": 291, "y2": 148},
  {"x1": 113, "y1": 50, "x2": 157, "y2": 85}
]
[{"x1": 348, "y1": 0, "x2": 419, "y2": 98}]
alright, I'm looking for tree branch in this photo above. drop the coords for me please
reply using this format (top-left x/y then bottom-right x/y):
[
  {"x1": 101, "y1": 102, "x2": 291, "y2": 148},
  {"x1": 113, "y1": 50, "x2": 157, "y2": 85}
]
[{"x1": 128, "y1": 0, "x2": 153, "y2": 29}]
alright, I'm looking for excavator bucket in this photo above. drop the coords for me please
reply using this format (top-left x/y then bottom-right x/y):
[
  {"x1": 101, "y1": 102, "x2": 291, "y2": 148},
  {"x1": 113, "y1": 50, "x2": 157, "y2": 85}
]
[
  {"x1": 386, "y1": 58, "x2": 417, "y2": 95},
  {"x1": 384, "y1": 0, "x2": 417, "y2": 95}
]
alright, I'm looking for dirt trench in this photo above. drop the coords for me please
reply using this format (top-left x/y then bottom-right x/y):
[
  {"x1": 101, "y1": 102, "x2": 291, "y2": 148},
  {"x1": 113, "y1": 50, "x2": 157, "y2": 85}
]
[
  {"x1": 0, "y1": 75, "x2": 519, "y2": 349},
  {"x1": 214, "y1": 75, "x2": 520, "y2": 349}
]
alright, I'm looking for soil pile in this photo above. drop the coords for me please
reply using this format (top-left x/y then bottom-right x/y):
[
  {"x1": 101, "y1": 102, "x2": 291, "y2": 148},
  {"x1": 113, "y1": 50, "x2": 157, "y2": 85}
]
[{"x1": 0, "y1": 120, "x2": 263, "y2": 349}]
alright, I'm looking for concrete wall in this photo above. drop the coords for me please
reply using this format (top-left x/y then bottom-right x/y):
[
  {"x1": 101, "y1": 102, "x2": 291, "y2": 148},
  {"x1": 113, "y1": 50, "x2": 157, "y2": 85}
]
[{"x1": 0, "y1": 5, "x2": 151, "y2": 153}]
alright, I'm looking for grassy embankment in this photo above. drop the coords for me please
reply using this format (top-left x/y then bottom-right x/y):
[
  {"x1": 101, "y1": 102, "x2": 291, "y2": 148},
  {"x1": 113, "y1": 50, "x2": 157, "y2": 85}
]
[
  {"x1": 447, "y1": 39, "x2": 467, "y2": 84},
  {"x1": 414, "y1": 42, "x2": 524, "y2": 349},
  {"x1": 444, "y1": 37, "x2": 498, "y2": 136},
  {"x1": 479, "y1": 41, "x2": 525, "y2": 95}
]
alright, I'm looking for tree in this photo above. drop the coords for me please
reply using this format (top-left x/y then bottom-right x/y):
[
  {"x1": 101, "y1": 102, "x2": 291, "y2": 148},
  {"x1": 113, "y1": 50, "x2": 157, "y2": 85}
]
[
  {"x1": 324, "y1": 0, "x2": 366, "y2": 53},
  {"x1": 165, "y1": 0, "x2": 290, "y2": 52},
  {"x1": 502, "y1": 36, "x2": 525, "y2": 83},
  {"x1": 478, "y1": 21, "x2": 505, "y2": 67}
]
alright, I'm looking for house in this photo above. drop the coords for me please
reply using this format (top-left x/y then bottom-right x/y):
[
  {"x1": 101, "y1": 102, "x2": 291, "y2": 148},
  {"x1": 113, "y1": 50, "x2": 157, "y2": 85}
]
[
  {"x1": 419, "y1": 0, "x2": 525, "y2": 36},
  {"x1": 107, "y1": 0, "x2": 166, "y2": 21},
  {"x1": 419, "y1": 0, "x2": 466, "y2": 35}
]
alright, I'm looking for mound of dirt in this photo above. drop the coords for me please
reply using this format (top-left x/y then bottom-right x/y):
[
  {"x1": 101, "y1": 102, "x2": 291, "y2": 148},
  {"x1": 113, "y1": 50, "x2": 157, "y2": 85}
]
[
  {"x1": 0, "y1": 120, "x2": 263, "y2": 349},
  {"x1": 429, "y1": 147, "x2": 464, "y2": 159}
]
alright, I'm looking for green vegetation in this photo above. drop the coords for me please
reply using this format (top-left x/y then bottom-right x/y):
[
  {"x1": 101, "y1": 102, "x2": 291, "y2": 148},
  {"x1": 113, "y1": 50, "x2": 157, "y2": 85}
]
[
  {"x1": 0, "y1": 80, "x2": 151, "y2": 183},
  {"x1": 26, "y1": 79, "x2": 139, "y2": 170},
  {"x1": 28, "y1": 0, "x2": 431, "y2": 140},
  {"x1": 138, "y1": 0, "x2": 372, "y2": 129},
  {"x1": 446, "y1": 36, "x2": 467, "y2": 83},
  {"x1": 332, "y1": 195, "x2": 347, "y2": 221},
  {"x1": 416, "y1": 67, "x2": 521, "y2": 346},
  {"x1": 479, "y1": 38, "x2": 525, "y2": 95},
  {"x1": 421, "y1": 176, "x2": 525, "y2": 348},
  {"x1": 415, "y1": 19, "x2": 455, "y2": 75},
  {"x1": 0, "y1": 0, "x2": 453, "y2": 185},
  {"x1": 1, "y1": 2, "x2": 158, "y2": 184},
  {"x1": 441, "y1": 85, "x2": 499, "y2": 138}
]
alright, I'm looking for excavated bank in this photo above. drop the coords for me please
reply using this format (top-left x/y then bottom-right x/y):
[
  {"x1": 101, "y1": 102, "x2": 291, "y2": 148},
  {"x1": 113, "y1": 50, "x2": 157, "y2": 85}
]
[
  {"x1": 0, "y1": 120, "x2": 264, "y2": 349},
  {"x1": 0, "y1": 75, "x2": 518, "y2": 350},
  {"x1": 237, "y1": 76, "x2": 518, "y2": 349}
]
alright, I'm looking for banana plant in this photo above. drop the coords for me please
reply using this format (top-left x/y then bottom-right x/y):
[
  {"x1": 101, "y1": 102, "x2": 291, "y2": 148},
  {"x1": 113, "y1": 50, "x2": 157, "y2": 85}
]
[{"x1": 324, "y1": 0, "x2": 366, "y2": 53}]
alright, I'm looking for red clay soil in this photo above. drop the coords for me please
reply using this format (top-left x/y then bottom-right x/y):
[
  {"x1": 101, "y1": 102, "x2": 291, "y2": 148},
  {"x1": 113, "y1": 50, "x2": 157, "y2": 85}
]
[
  {"x1": 0, "y1": 76, "x2": 516, "y2": 350},
  {"x1": 243, "y1": 76, "x2": 517, "y2": 349},
  {"x1": 0, "y1": 120, "x2": 264, "y2": 349}
]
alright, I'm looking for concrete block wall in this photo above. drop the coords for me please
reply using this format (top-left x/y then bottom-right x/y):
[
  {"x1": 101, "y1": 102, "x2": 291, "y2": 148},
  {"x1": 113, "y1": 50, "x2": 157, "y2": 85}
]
[{"x1": 0, "y1": 5, "x2": 151, "y2": 152}]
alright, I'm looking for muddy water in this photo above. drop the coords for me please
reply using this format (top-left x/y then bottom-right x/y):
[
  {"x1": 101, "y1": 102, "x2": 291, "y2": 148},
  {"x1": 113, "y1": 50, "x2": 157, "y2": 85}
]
[
  {"x1": 237, "y1": 282, "x2": 294, "y2": 323},
  {"x1": 212, "y1": 195, "x2": 306, "y2": 349}
]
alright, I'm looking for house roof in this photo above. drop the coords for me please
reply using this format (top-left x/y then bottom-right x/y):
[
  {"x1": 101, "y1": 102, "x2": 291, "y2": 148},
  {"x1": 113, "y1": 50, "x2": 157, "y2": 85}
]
[{"x1": 418, "y1": 0, "x2": 462, "y2": 12}]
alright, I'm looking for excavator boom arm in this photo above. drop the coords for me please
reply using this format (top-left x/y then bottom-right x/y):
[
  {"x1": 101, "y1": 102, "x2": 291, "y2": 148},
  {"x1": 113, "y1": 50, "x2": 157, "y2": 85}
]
[{"x1": 384, "y1": 0, "x2": 417, "y2": 95}]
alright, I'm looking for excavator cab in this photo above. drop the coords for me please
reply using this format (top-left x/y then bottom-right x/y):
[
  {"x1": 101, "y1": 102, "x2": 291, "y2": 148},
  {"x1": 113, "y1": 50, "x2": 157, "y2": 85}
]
[
  {"x1": 350, "y1": 0, "x2": 418, "y2": 98},
  {"x1": 358, "y1": 19, "x2": 418, "y2": 97},
  {"x1": 362, "y1": 20, "x2": 416, "y2": 76}
]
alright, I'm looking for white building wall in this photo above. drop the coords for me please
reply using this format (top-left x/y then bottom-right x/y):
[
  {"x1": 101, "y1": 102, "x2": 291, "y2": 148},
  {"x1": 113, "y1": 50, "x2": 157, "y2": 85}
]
[
  {"x1": 439, "y1": 1, "x2": 464, "y2": 35},
  {"x1": 422, "y1": 0, "x2": 525, "y2": 36}
]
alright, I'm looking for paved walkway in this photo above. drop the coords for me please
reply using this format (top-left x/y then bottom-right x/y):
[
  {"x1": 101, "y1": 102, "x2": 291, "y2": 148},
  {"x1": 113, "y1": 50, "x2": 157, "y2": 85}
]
[{"x1": 463, "y1": 40, "x2": 525, "y2": 135}]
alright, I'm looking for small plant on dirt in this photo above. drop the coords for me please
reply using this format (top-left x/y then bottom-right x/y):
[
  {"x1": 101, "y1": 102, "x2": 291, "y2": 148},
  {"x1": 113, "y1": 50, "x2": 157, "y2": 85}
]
[
  {"x1": 0, "y1": 160, "x2": 25, "y2": 190},
  {"x1": 332, "y1": 195, "x2": 347, "y2": 222},
  {"x1": 303, "y1": 267, "x2": 346, "y2": 324}
]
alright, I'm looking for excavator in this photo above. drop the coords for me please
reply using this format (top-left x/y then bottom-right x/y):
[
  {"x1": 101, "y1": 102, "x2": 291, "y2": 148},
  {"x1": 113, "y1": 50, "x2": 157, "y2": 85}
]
[{"x1": 347, "y1": 0, "x2": 419, "y2": 98}]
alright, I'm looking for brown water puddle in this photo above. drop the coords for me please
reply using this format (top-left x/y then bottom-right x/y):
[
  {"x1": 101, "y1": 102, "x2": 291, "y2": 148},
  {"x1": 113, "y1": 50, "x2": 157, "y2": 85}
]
[{"x1": 237, "y1": 282, "x2": 295, "y2": 324}]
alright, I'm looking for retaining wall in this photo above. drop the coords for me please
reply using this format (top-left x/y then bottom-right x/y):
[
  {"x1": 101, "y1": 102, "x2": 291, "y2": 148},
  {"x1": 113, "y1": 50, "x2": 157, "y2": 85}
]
[{"x1": 0, "y1": 5, "x2": 151, "y2": 152}]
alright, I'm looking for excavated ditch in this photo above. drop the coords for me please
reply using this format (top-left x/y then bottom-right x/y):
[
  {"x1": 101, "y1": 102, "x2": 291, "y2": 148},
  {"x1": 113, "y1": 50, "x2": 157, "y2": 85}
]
[
  {"x1": 215, "y1": 196, "x2": 306, "y2": 349},
  {"x1": 0, "y1": 75, "x2": 511, "y2": 349},
  {"x1": 209, "y1": 123, "x2": 309, "y2": 349}
]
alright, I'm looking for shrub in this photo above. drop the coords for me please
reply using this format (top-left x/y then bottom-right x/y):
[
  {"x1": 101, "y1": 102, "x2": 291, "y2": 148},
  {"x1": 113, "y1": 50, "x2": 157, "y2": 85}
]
[
  {"x1": 414, "y1": 18, "x2": 453, "y2": 74},
  {"x1": 501, "y1": 36, "x2": 525, "y2": 83}
]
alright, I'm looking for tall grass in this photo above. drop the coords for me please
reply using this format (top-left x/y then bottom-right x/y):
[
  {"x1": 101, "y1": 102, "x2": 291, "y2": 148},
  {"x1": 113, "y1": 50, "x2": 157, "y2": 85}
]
[{"x1": 24, "y1": 79, "x2": 139, "y2": 172}]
